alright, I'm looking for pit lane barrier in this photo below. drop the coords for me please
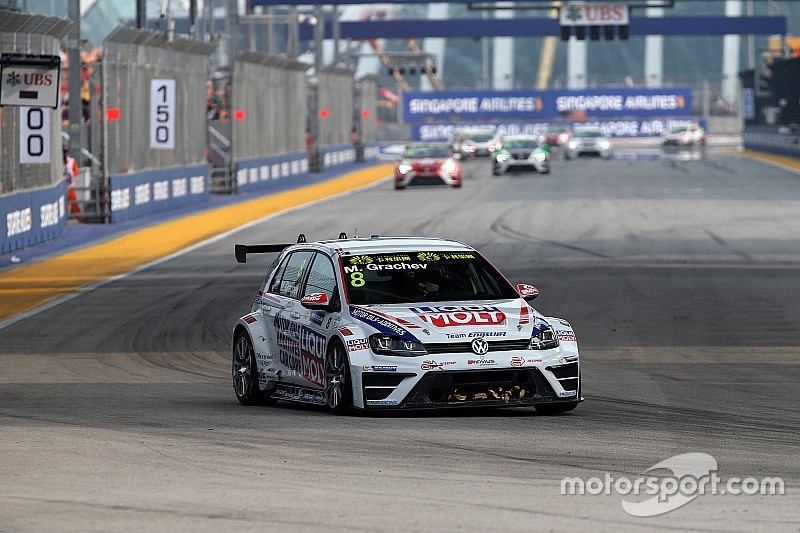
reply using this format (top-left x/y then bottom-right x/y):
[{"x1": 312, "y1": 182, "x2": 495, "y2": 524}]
[{"x1": 742, "y1": 125, "x2": 800, "y2": 159}]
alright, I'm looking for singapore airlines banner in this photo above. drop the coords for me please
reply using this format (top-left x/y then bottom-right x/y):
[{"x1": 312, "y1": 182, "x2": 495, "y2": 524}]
[{"x1": 402, "y1": 88, "x2": 692, "y2": 122}]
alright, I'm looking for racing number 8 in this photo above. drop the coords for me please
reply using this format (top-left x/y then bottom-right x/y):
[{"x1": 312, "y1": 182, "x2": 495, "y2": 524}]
[{"x1": 350, "y1": 272, "x2": 365, "y2": 287}]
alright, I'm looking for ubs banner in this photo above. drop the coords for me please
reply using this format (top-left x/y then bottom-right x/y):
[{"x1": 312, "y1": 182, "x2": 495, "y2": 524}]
[{"x1": 402, "y1": 88, "x2": 692, "y2": 122}]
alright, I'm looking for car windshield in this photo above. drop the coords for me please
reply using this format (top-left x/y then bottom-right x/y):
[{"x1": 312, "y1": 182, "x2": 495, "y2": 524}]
[
  {"x1": 341, "y1": 250, "x2": 519, "y2": 305},
  {"x1": 573, "y1": 131, "x2": 603, "y2": 138},
  {"x1": 466, "y1": 133, "x2": 494, "y2": 142},
  {"x1": 547, "y1": 126, "x2": 568, "y2": 133},
  {"x1": 504, "y1": 139, "x2": 539, "y2": 149},
  {"x1": 670, "y1": 127, "x2": 689, "y2": 134},
  {"x1": 405, "y1": 146, "x2": 450, "y2": 158}
]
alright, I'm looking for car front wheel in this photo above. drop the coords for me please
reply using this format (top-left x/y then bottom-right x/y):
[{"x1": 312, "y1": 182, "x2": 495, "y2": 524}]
[{"x1": 325, "y1": 341, "x2": 352, "y2": 414}]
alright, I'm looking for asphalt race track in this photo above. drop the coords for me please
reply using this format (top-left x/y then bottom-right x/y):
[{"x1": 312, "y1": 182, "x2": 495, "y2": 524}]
[{"x1": 1, "y1": 149, "x2": 798, "y2": 532}]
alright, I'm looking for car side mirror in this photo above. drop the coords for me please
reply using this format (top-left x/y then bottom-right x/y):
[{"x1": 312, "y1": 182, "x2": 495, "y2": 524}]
[
  {"x1": 452, "y1": 153, "x2": 462, "y2": 161},
  {"x1": 300, "y1": 292, "x2": 333, "y2": 311},
  {"x1": 517, "y1": 283, "x2": 539, "y2": 302},
  {"x1": 541, "y1": 143, "x2": 549, "y2": 152}
]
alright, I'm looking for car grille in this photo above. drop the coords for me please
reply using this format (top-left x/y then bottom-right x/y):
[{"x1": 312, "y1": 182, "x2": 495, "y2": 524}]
[
  {"x1": 402, "y1": 368, "x2": 557, "y2": 408},
  {"x1": 424, "y1": 339, "x2": 530, "y2": 354},
  {"x1": 512, "y1": 152, "x2": 530, "y2": 160},
  {"x1": 414, "y1": 165, "x2": 438, "y2": 176}
]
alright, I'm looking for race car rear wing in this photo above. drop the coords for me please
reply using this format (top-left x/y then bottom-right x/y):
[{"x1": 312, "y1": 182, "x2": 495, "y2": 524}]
[
  {"x1": 235, "y1": 243, "x2": 292, "y2": 263},
  {"x1": 235, "y1": 233, "x2": 352, "y2": 263}
]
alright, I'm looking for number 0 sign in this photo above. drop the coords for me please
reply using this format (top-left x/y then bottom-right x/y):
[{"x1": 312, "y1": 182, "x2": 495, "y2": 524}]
[
  {"x1": 150, "y1": 79, "x2": 175, "y2": 149},
  {"x1": 19, "y1": 106, "x2": 51, "y2": 164}
]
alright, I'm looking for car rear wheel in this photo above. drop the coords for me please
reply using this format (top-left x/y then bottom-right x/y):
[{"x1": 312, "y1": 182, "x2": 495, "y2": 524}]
[
  {"x1": 535, "y1": 402, "x2": 578, "y2": 414},
  {"x1": 325, "y1": 341, "x2": 352, "y2": 414},
  {"x1": 232, "y1": 332, "x2": 277, "y2": 406},
  {"x1": 492, "y1": 164, "x2": 501, "y2": 176}
]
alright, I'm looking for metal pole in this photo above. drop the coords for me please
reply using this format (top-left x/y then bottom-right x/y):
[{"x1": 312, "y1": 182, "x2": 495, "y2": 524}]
[
  {"x1": 245, "y1": 0, "x2": 255, "y2": 51},
  {"x1": 309, "y1": 5, "x2": 325, "y2": 173},
  {"x1": 265, "y1": 6, "x2": 274, "y2": 55},
  {"x1": 288, "y1": 6, "x2": 298, "y2": 57},
  {"x1": 189, "y1": 0, "x2": 197, "y2": 39},
  {"x1": 333, "y1": 6, "x2": 341, "y2": 65},
  {"x1": 136, "y1": 0, "x2": 146, "y2": 29},
  {"x1": 67, "y1": 0, "x2": 82, "y2": 163},
  {"x1": 227, "y1": 0, "x2": 240, "y2": 64}
]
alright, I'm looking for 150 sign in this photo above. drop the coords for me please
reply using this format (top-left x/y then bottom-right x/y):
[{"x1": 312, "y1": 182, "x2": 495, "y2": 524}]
[{"x1": 150, "y1": 79, "x2": 175, "y2": 150}]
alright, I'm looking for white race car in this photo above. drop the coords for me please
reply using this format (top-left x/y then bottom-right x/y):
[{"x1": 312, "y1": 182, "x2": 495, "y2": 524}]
[
  {"x1": 662, "y1": 123, "x2": 706, "y2": 148},
  {"x1": 232, "y1": 235, "x2": 582, "y2": 414}
]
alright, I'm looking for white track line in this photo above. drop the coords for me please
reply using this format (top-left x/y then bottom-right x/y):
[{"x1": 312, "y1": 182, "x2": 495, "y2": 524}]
[{"x1": 0, "y1": 173, "x2": 392, "y2": 331}]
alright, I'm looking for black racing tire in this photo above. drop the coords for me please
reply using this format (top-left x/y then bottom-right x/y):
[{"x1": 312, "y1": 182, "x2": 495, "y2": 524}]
[
  {"x1": 325, "y1": 340, "x2": 352, "y2": 415},
  {"x1": 232, "y1": 332, "x2": 277, "y2": 406},
  {"x1": 564, "y1": 154, "x2": 572, "y2": 161},
  {"x1": 394, "y1": 182, "x2": 405, "y2": 190},
  {"x1": 535, "y1": 402, "x2": 579, "y2": 415},
  {"x1": 492, "y1": 164, "x2": 501, "y2": 176}
]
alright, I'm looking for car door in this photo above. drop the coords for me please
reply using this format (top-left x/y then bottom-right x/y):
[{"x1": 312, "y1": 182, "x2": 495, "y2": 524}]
[
  {"x1": 260, "y1": 250, "x2": 314, "y2": 384},
  {"x1": 290, "y1": 252, "x2": 340, "y2": 389}
]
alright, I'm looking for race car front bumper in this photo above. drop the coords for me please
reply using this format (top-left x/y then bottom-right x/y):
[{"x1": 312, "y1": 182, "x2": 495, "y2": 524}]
[{"x1": 359, "y1": 361, "x2": 580, "y2": 409}]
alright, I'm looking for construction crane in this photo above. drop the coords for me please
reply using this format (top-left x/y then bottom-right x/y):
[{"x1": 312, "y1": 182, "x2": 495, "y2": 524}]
[{"x1": 405, "y1": 38, "x2": 444, "y2": 90}]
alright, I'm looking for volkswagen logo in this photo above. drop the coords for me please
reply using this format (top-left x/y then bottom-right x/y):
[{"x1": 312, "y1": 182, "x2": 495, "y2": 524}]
[{"x1": 471, "y1": 337, "x2": 489, "y2": 355}]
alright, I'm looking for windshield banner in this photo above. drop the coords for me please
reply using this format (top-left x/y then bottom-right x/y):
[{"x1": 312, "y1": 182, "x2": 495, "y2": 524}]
[{"x1": 402, "y1": 88, "x2": 692, "y2": 122}]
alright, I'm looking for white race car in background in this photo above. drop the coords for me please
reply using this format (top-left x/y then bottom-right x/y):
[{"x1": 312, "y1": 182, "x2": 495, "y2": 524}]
[
  {"x1": 565, "y1": 130, "x2": 612, "y2": 160},
  {"x1": 232, "y1": 235, "x2": 582, "y2": 414},
  {"x1": 662, "y1": 123, "x2": 706, "y2": 148}
]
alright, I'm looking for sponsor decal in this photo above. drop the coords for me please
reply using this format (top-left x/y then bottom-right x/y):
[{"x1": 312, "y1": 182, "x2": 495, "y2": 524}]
[
  {"x1": 39, "y1": 198, "x2": 61, "y2": 229},
  {"x1": 110, "y1": 187, "x2": 130, "y2": 212},
  {"x1": 411, "y1": 305, "x2": 506, "y2": 328},
  {"x1": 302, "y1": 292, "x2": 328, "y2": 303},
  {"x1": 299, "y1": 326, "x2": 326, "y2": 387},
  {"x1": 309, "y1": 310, "x2": 325, "y2": 326},
  {"x1": 347, "y1": 338, "x2": 370, "y2": 352},
  {"x1": 339, "y1": 327, "x2": 354, "y2": 336},
  {"x1": 558, "y1": 390, "x2": 578, "y2": 398},
  {"x1": 558, "y1": 355, "x2": 579, "y2": 365},
  {"x1": 421, "y1": 360, "x2": 456, "y2": 371},
  {"x1": 557, "y1": 331, "x2": 577, "y2": 342},
  {"x1": 467, "y1": 357, "x2": 497, "y2": 367},
  {"x1": 518, "y1": 284, "x2": 538, "y2": 297},
  {"x1": 272, "y1": 384, "x2": 326, "y2": 405},
  {"x1": 366, "y1": 399, "x2": 399, "y2": 406},
  {"x1": 243, "y1": 315, "x2": 257, "y2": 324},
  {"x1": 512, "y1": 356, "x2": 544, "y2": 367},
  {"x1": 255, "y1": 291, "x2": 283, "y2": 308},
  {"x1": 6, "y1": 207, "x2": 32, "y2": 237},
  {"x1": 445, "y1": 331, "x2": 507, "y2": 339},
  {"x1": 349, "y1": 306, "x2": 419, "y2": 342},
  {"x1": 362, "y1": 365, "x2": 398, "y2": 372},
  {"x1": 255, "y1": 352, "x2": 273, "y2": 364}
]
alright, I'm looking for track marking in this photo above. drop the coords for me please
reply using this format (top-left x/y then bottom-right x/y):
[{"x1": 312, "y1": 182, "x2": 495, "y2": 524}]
[{"x1": 736, "y1": 149, "x2": 800, "y2": 175}]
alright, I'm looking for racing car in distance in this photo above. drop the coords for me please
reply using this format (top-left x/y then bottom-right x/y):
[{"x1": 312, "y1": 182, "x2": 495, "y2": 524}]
[
  {"x1": 394, "y1": 143, "x2": 462, "y2": 190},
  {"x1": 564, "y1": 130, "x2": 612, "y2": 160},
  {"x1": 491, "y1": 135, "x2": 551, "y2": 175},
  {"x1": 232, "y1": 234, "x2": 582, "y2": 414},
  {"x1": 453, "y1": 129, "x2": 499, "y2": 158},
  {"x1": 662, "y1": 122, "x2": 706, "y2": 148},
  {"x1": 538, "y1": 124, "x2": 572, "y2": 149}
]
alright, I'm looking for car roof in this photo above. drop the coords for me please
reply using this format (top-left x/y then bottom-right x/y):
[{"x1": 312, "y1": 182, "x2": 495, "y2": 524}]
[{"x1": 298, "y1": 236, "x2": 474, "y2": 256}]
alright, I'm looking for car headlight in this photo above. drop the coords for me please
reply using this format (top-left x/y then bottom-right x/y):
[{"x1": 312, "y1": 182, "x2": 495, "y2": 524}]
[
  {"x1": 397, "y1": 163, "x2": 413, "y2": 175},
  {"x1": 441, "y1": 159, "x2": 457, "y2": 175},
  {"x1": 529, "y1": 325, "x2": 559, "y2": 350},
  {"x1": 568, "y1": 141, "x2": 579, "y2": 149},
  {"x1": 534, "y1": 152, "x2": 547, "y2": 162},
  {"x1": 597, "y1": 140, "x2": 610, "y2": 149},
  {"x1": 369, "y1": 334, "x2": 428, "y2": 357},
  {"x1": 496, "y1": 153, "x2": 509, "y2": 162}
]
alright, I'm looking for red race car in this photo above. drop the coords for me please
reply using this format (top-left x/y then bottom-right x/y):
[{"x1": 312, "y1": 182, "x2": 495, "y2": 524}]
[{"x1": 394, "y1": 143, "x2": 462, "y2": 190}]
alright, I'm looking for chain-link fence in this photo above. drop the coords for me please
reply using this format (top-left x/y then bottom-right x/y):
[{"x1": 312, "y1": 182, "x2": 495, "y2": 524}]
[
  {"x1": 0, "y1": 12, "x2": 71, "y2": 195},
  {"x1": 231, "y1": 52, "x2": 309, "y2": 161},
  {"x1": 102, "y1": 26, "x2": 215, "y2": 176},
  {"x1": 318, "y1": 65, "x2": 355, "y2": 147}
]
